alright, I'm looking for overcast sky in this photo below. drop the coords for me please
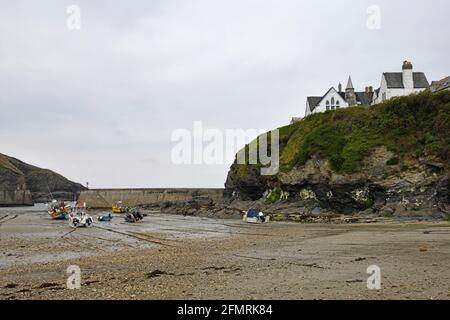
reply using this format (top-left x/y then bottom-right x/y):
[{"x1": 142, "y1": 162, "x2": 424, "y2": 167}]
[{"x1": 1, "y1": 0, "x2": 449, "y2": 188}]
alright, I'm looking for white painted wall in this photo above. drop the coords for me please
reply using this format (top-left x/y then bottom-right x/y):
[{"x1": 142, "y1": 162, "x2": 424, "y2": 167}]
[
  {"x1": 305, "y1": 101, "x2": 312, "y2": 117},
  {"x1": 310, "y1": 88, "x2": 348, "y2": 115},
  {"x1": 372, "y1": 74, "x2": 427, "y2": 105}
]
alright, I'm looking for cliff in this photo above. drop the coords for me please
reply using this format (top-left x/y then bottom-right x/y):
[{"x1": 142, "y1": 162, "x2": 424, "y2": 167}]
[
  {"x1": 0, "y1": 153, "x2": 86, "y2": 204},
  {"x1": 225, "y1": 90, "x2": 450, "y2": 218}
]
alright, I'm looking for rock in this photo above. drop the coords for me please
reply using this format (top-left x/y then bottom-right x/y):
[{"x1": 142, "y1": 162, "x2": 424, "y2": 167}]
[
  {"x1": 311, "y1": 207, "x2": 325, "y2": 215},
  {"x1": 224, "y1": 92, "x2": 450, "y2": 218},
  {"x1": 0, "y1": 153, "x2": 85, "y2": 205}
]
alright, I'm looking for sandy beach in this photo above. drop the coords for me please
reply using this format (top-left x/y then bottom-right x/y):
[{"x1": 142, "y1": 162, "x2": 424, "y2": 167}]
[{"x1": 1, "y1": 206, "x2": 449, "y2": 300}]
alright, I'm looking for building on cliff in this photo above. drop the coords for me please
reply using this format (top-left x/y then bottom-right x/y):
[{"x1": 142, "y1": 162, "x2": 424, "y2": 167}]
[
  {"x1": 430, "y1": 76, "x2": 450, "y2": 93},
  {"x1": 305, "y1": 76, "x2": 374, "y2": 117},
  {"x1": 371, "y1": 61, "x2": 429, "y2": 105},
  {"x1": 304, "y1": 61, "x2": 430, "y2": 117}
]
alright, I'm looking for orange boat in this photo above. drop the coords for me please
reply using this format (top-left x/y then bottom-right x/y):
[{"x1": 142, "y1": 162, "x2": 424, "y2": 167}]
[
  {"x1": 47, "y1": 200, "x2": 72, "y2": 220},
  {"x1": 112, "y1": 201, "x2": 129, "y2": 214}
]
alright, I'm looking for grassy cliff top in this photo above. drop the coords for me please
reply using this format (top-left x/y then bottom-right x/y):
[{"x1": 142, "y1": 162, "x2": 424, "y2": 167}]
[
  {"x1": 0, "y1": 153, "x2": 86, "y2": 194},
  {"x1": 0, "y1": 153, "x2": 23, "y2": 175},
  {"x1": 273, "y1": 90, "x2": 450, "y2": 174}
]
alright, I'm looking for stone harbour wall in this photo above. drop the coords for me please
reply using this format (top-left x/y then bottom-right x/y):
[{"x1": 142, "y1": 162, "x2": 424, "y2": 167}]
[
  {"x1": 0, "y1": 190, "x2": 34, "y2": 207},
  {"x1": 77, "y1": 188, "x2": 224, "y2": 208}
]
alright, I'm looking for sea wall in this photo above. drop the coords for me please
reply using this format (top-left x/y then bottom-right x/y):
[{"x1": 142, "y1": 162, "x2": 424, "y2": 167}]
[
  {"x1": 77, "y1": 188, "x2": 224, "y2": 209},
  {"x1": 0, "y1": 190, "x2": 34, "y2": 207}
]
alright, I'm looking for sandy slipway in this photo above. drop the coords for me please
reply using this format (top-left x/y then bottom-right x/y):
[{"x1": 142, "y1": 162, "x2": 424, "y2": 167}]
[{"x1": 1, "y1": 206, "x2": 450, "y2": 300}]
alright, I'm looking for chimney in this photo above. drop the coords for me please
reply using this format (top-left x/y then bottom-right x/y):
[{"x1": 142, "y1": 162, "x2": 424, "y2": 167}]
[
  {"x1": 369, "y1": 86, "x2": 373, "y2": 93},
  {"x1": 365, "y1": 86, "x2": 369, "y2": 93},
  {"x1": 338, "y1": 83, "x2": 342, "y2": 93},
  {"x1": 402, "y1": 60, "x2": 414, "y2": 89}
]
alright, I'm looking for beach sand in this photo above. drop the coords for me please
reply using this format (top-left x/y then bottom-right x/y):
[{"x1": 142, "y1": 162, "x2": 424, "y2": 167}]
[{"x1": 1, "y1": 206, "x2": 449, "y2": 300}]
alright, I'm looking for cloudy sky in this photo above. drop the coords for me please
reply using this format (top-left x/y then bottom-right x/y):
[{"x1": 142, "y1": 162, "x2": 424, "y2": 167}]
[{"x1": 1, "y1": 0, "x2": 449, "y2": 188}]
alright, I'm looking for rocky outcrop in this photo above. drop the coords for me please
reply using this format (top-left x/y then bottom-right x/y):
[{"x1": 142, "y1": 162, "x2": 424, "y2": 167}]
[
  {"x1": 0, "y1": 153, "x2": 86, "y2": 204},
  {"x1": 225, "y1": 91, "x2": 450, "y2": 219}
]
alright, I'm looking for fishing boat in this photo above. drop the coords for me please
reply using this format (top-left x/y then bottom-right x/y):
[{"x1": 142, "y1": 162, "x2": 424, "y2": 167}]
[
  {"x1": 112, "y1": 201, "x2": 129, "y2": 214},
  {"x1": 243, "y1": 209, "x2": 270, "y2": 224},
  {"x1": 47, "y1": 200, "x2": 72, "y2": 220}
]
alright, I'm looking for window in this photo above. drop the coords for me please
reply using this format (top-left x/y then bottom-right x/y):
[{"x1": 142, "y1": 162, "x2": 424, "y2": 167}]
[
  {"x1": 336, "y1": 100, "x2": 340, "y2": 109},
  {"x1": 326, "y1": 100, "x2": 330, "y2": 111},
  {"x1": 329, "y1": 97, "x2": 336, "y2": 110}
]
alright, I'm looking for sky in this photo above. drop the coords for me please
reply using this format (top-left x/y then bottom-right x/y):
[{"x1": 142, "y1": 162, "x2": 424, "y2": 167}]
[{"x1": 1, "y1": 0, "x2": 449, "y2": 188}]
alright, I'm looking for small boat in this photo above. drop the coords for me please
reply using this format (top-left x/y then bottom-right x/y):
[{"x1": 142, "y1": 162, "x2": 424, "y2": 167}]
[
  {"x1": 47, "y1": 200, "x2": 72, "y2": 220},
  {"x1": 112, "y1": 201, "x2": 129, "y2": 214},
  {"x1": 69, "y1": 204, "x2": 93, "y2": 228},
  {"x1": 243, "y1": 209, "x2": 270, "y2": 224},
  {"x1": 98, "y1": 213, "x2": 113, "y2": 222},
  {"x1": 124, "y1": 208, "x2": 144, "y2": 223}
]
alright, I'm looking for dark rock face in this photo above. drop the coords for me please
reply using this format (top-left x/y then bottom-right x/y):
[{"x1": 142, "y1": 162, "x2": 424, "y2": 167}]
[
  {"x1": 224, "y1": 165, "x2": 269, "y2": 201},
  {"x1": 225, "y1": 147, "x2": 450, "y2": 218},
  {"x1": 225, "y1": 91, "x2": 450, "y2": 218},
  {"x1": 0, "y1": 153, "x2": 86, "y2": 204}
]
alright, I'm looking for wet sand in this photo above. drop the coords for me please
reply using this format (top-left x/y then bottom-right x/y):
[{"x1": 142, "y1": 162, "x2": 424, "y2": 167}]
[{"x1": 1, "y1": 206, "x2": 450, "y2": 300}]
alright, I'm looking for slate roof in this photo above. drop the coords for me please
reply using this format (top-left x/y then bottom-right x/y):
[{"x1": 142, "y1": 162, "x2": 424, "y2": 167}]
[
  {"x1": 308, "y1": 90, "x2": 373, "y2": 113},
  {"x1": 355, "y1": 92, "x2": 374, "y2": 105},
  {"x1": 307, "y1": 96, "x2": 323, "y2": 112},
  {"x1": 383, "y1": 72, "x2": 429, "y2": 89}
]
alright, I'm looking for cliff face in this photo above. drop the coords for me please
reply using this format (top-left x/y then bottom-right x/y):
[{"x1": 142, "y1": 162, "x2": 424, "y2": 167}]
[
  {"x1": 0, "y1": 153, "x2": 86, "y2": 204},
  {"x1": 225, "y1": 91, "x2": 450, "y2": 217}
]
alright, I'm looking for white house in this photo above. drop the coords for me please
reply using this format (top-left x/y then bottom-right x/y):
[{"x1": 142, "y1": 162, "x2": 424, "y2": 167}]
[
  {"x1": 372, "y1": 61, "x2": 429, "y2": 105},
  {"x1": 305, "y1": 77, "x2": 374, "y2": 116},
  {"x1": 303, "y1": 61, "x2": 430, "y2": 118}
]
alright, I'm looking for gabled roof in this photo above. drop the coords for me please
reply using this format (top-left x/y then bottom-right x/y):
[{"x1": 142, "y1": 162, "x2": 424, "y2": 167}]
[
  {"x1": 356, "y1": 92, "x2": 374, "y2": 105},
  {"x1": 307, "y1": 96, "x2": 322, "y2": 112},
  {"x1": 383, "y1": 72, "x2": 429, "y2": 89},
  {"x1": 316, "y1": 87, "x2": 341, "y2": 107},
  {"x1": 307, "y1": 86, "x2": 376, "y2": 112}
]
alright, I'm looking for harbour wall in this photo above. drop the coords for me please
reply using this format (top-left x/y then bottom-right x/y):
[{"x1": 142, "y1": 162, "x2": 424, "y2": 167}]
[
  {"x1": 77, "y1": 188, "x2": 225, "y2": 209},
  {"x1": 0, "y1": 190, "x2": 34, "y2": 207}
]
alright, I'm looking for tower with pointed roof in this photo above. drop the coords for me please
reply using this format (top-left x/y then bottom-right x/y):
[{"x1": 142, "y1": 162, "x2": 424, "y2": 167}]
[{"x1": 345, "y1": 76, "x2": 357, "y2": 106}]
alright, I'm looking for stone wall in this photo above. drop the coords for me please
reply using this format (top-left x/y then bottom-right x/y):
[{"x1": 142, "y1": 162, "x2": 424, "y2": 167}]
[
  {"x1": 0, "y1": 190, "x2": 34, "y2": 207},
  {"x1": 77, "y1": 188, "x2": 224, "y2": 209}
]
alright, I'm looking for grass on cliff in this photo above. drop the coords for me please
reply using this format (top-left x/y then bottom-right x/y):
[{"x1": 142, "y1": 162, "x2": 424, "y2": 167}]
[
  {"x1": 0, "y1": 154, "x2": 23, "y2": 175},
  {"x1": 275, "y1": 90, "x2": 450, "y2": 173}
]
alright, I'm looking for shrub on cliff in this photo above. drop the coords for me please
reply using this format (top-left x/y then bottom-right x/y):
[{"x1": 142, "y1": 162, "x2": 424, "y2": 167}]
[{"x1": 276, "y1": 90, "x2": 450, "y2": 174}]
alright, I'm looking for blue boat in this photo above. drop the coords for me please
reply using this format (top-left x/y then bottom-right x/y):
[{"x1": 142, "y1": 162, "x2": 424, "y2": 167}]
[
  {"x1": 53, "y1": 212, "x2": 70, "y2": 220},
  {"x1": 97, "y1": 213, "x2": 113, "y2": 222}
]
